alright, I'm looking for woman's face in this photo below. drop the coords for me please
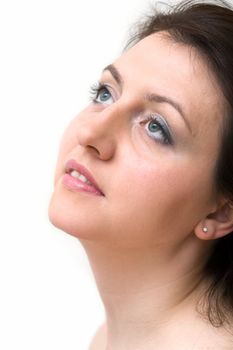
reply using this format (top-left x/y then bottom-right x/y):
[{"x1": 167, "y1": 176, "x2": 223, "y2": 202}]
[{"x1": 49, "y1": 32, "x2": 225, "y2": 249}]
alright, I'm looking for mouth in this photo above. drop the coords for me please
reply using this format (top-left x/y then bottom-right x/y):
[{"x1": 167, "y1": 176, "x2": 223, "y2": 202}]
[{"x1": 63, "y1": 159, "x2": 105, "y2": 196}]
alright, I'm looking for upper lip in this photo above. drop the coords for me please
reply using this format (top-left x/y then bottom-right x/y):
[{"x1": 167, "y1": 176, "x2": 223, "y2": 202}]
[{"x1": 65, "y1": 159, "x2": 104, "y2": 196}]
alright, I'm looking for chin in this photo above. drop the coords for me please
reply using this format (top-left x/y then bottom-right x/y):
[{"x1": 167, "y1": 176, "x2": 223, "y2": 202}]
[
  {"x1": 47, "y1": 188, "x2": 106, "y2": 242},
  {"x1": 48, "y1": 193, "x2": 80, "y2": 238}
]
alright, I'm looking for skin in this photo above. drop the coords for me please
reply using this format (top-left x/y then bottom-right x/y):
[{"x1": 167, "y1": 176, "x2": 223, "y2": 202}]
[{"x1": 49, "y1": 32, "x2": 233, "y2": 349}]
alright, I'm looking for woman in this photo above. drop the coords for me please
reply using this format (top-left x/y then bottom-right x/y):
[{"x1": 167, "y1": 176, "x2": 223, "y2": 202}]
[{"x1": 48, "y1": 0, "x2": 233, "y2": 348}]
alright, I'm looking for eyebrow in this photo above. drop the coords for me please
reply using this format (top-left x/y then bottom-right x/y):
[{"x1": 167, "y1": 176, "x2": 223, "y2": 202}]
[
  {"x1": 103, "y1": 64, "x2": 124, "y2": 86},
  {"x1": 103, "y1": 64, "x2": 192, "y2": 134}
]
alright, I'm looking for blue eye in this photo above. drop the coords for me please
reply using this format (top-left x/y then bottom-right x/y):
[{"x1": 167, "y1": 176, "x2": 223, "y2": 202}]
[
  {"x1": 148, "y1": 120, "x2": 160, "y2": 133},
  {"x1": 145, "y1": 115, "x2": 173, "y2": 145},
  {"x1": 89, "y1": 83, "x2": 113, "y2": 105}
]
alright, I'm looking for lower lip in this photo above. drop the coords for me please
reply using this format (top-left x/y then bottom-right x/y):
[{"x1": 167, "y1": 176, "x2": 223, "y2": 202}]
[{"x1": 62, "y1": 174, "x2": 104, "y2": 196}]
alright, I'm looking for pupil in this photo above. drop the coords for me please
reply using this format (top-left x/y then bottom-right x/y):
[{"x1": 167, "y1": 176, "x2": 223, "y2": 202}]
[
  {"x1": 148, "y1": 121, "x2": 158, "y2": 132},
  {"x1": 100, "y1": 89, "x2": 110, "y2": 101}
]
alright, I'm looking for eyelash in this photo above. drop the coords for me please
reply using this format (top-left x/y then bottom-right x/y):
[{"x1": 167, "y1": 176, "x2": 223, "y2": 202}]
[
  {"x1": 88, "y1": 82, "x2": 173, "y2": 146},
  {"x1": 89, "y1": 82, "x2": 110, "y2": 103},
  {"x1": 143, "y1": 115, "x2": 172, "y2": 145}
]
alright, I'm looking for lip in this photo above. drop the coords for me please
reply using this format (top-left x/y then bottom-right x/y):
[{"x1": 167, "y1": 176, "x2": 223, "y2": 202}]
[{"x1": 63, "y1": 159, "x2": 105, "y2": 196}]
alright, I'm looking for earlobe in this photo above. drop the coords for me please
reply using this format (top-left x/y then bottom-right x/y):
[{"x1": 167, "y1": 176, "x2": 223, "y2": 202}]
[
  {"x1": 194, "y1": 201, "x2": 233, "y2": 241},
  {"x1": 194, "y1": 221, "x2": 217, "y2": 240}
]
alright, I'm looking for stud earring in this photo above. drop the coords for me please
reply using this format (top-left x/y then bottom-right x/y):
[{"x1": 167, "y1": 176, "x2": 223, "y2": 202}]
[{"x1": 202, "y1": 227, "x2": 208, "y2": 233}]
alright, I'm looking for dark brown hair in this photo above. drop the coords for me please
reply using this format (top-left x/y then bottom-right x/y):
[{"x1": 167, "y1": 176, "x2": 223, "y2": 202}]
[{"x1": 124, "y1": 0, "x2": 233, "y2": 327}]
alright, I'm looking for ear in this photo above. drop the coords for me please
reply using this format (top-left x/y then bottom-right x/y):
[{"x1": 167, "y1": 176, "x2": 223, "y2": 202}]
[{"x1": 194, "y1": 200, "x2": 233, "y2": 241}]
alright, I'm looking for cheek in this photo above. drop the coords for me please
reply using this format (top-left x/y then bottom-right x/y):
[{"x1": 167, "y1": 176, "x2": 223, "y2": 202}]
[{"x1": 106, "y1": 160, "x2": 214, "y2": 247}]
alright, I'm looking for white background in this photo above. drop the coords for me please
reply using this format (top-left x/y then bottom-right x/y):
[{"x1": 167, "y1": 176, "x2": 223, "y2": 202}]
[{"x1": 0, "y1": 1, "x2": 177, "y2": 349}]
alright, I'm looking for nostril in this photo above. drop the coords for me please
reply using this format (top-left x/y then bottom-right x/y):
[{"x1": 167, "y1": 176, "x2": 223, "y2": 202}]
[
  {"x1": 86, "y1": 144, "x2": 101, "y2": 156},
  {"x1": 77, "y1": 121, "x2": 116, "y2": 160}
]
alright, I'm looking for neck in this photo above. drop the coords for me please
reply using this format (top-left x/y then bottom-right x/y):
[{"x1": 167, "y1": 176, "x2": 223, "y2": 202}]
[{"x1": 80, "y1": 235, "x2": 212, "y2": 350}]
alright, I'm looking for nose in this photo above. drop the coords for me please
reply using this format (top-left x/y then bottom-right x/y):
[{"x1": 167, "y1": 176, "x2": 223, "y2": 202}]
[{"x1": 77, "y1": 105, "x2": 124, "y2": 161}]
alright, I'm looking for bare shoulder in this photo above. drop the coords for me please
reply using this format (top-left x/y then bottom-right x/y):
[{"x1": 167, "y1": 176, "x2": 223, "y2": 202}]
[
  {"x1": 194, "y1": 320, "x2": 233, "y2": 350},
  {"x1": 88, "y1": 322, "x2": 107, "y2": 350}
]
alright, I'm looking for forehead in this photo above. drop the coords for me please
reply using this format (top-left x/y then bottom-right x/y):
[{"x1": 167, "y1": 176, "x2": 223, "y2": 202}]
[{"x1": 113, "y1": 32, "x2": 225, "y2": 138}]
